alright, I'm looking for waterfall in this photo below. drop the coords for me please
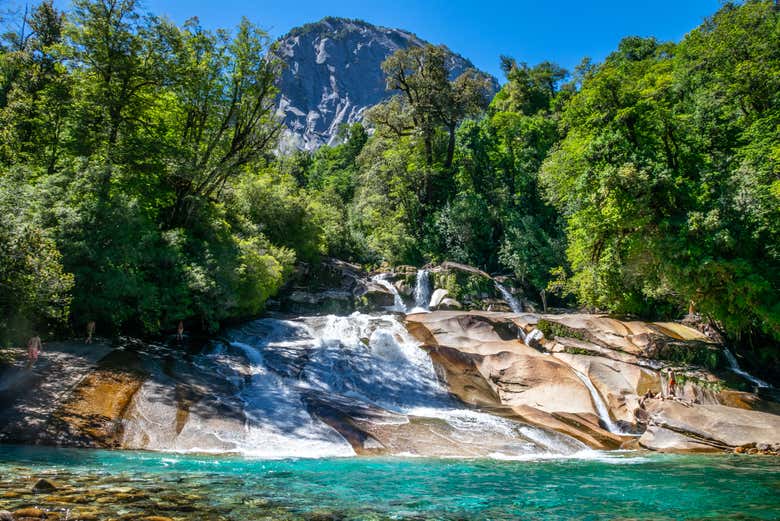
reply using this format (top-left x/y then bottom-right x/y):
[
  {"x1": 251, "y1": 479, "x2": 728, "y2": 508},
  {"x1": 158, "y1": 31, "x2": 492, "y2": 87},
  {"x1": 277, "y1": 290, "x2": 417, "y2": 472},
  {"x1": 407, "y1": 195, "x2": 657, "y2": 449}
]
[
  {"x1": 724, "y1": 348, "x2": 769, "y2": 389},
  {"x1": 410, "y1": 269, "x2": 431, "y2": 313},
  {"x1": 572, "y1": 369, "x2": 634, "y2": 436},
  {"x1": 495, "y1": 281, "x2": 522, "y2": 313},
  {"x1": 121, "y1": 293, "x2": 592, "y2": 458},
  {"x1": 217, "y1": 312, "x2": 588, "y2": 458},
  {"x1": 371, "y1": 274, "x2": 407, "y2": 313}
]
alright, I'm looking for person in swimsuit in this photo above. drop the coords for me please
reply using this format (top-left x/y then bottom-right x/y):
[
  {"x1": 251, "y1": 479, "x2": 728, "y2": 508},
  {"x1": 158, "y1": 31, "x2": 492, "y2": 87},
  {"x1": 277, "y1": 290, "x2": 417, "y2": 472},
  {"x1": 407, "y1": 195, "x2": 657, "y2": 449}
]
[
  {"x1": 86, "y1": 320, "x2": 96, "y2": 344},
  {"x1": 177, "y1": 321, "x2": 184, "y2": 342},
  {"x1": 27, "y1": 334, "x2": 42, "y2": 368}
]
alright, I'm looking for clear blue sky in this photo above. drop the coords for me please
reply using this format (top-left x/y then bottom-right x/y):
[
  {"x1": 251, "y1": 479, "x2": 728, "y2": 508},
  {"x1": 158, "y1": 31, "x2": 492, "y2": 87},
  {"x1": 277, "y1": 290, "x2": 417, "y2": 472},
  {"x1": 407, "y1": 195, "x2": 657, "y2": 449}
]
[{"x1": 75, "y1": 0, "x2": 725, "y2": 80}]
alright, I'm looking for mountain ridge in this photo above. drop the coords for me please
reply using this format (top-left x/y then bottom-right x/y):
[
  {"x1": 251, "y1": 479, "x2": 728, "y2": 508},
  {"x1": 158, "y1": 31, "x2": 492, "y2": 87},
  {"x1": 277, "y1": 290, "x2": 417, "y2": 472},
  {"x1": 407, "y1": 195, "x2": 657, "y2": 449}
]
[{"x1": 273, "y1": 16, "x2": 499, "y2": 151}]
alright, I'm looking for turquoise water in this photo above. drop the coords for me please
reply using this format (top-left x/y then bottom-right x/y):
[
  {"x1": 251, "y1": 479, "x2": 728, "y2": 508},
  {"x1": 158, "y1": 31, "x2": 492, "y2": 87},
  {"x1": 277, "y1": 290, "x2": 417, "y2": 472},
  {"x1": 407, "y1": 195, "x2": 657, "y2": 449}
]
[{"x1": 1, "y1": 446, "x2": 779, "y2": 520}]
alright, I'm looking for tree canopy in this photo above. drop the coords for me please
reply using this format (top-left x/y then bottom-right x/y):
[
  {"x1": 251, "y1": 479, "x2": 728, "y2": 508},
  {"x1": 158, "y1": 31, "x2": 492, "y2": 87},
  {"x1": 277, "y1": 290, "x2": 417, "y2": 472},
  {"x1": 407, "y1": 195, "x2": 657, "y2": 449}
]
[{"x1": 0, "y1": 0, "x2": 778, "y2": 376}]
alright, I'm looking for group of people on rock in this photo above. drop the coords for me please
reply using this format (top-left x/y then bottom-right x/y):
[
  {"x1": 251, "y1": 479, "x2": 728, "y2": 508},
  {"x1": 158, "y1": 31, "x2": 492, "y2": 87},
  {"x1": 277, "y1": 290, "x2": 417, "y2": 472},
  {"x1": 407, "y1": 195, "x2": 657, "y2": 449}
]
[{"x1": 24, "y1": 319, "x2": 186, "y2": 368}]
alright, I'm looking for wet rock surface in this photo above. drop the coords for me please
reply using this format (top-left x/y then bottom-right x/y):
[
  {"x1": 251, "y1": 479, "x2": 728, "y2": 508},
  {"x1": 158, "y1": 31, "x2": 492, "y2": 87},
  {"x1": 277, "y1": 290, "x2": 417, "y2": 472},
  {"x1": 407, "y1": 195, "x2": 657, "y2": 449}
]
[
  {"x1": 1, "y1": 266, "x2": 778, "y2": 458},
  {"x1": 0, "y1": 342, "x2": 113, "y2": 444},
  {"x1": 406, "y1": 310, "x2": 780, "y2": 452}
]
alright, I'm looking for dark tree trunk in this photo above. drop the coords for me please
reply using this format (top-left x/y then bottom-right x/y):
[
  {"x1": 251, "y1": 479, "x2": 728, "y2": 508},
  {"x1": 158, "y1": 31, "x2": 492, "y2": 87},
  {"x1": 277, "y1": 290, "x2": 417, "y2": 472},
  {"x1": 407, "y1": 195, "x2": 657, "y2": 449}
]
[{"x1": 444, "y1": 125, "x2": 456, "y2": 169}]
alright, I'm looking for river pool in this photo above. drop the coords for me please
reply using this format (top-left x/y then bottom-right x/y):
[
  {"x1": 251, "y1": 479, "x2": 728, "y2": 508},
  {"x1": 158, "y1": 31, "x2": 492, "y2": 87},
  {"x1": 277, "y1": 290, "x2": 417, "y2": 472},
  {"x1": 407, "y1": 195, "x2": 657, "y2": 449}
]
[{"x1": 1, "y1": 445, "x2": 779, "y2": 520}]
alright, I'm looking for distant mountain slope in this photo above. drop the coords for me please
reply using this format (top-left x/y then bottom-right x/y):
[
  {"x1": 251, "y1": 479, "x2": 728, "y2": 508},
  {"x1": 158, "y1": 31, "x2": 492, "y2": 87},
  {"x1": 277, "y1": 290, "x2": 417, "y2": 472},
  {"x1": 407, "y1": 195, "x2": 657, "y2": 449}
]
[{"x1": 274, "y1": 17, "x2": 499, "y2": 151}]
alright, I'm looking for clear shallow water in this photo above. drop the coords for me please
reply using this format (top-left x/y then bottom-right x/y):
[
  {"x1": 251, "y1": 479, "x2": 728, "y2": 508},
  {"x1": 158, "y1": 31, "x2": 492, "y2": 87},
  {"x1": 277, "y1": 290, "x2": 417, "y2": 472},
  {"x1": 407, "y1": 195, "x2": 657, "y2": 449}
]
[{"x1": 1, "y1": 445, "x2": 779, "y2": 520}]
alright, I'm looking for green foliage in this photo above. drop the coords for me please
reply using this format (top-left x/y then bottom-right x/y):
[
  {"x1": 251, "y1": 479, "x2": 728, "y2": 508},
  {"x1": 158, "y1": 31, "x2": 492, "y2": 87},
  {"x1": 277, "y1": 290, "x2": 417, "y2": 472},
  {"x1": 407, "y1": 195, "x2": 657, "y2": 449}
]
[
  {"x1": 0, "y1": 0, "x2": 778, "y2": 373},
  {"x1": 540, "y1": 1, "x2": 780, "y2": 351},
  {"x1": 233, "y1": 169, "x2": 326, "y2": 262},
  {"x1": 0, "y1": 174, "x2": 72, "y2": 344},
  {"x1": 0, "y1": 1, "x2": 310, "y2": 338},
  {"x1": 536, "y1": 319, "x2": 587, "y2": 342},
  {"x1": 658, "y1": 341, "x2": 723, "y2": 371}
]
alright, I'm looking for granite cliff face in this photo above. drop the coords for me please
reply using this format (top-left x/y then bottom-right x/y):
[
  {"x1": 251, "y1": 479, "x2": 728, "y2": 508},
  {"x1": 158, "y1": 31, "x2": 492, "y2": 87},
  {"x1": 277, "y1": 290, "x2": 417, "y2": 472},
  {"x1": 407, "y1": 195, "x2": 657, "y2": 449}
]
[{"x1": 274, "y1": 17, "x2": 498, "y2": 150}]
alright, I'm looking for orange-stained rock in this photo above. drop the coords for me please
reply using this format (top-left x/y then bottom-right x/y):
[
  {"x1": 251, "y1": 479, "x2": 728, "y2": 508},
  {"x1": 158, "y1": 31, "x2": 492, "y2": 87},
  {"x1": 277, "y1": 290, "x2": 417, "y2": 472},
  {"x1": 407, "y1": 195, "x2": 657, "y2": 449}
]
[{"x1": 47, "y1": 368, "x2": 145, "y2": 447}]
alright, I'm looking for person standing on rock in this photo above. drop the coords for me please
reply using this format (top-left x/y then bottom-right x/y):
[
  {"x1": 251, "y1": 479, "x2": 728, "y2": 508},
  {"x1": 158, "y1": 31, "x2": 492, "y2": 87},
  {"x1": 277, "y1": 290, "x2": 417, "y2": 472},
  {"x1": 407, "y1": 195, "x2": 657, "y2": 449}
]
[
  {"x1": 668, "y1": 370, "x2": 677, "y2": 398},
  {"x1": 85, "y1": 320, "x2": 96, "y2": 344},
  {"x1": 26, "y1": 333, "x2": 42, "y2": 368},
  {"x1": 177, "y1": 320, "x2": 184, "y2": 342}
]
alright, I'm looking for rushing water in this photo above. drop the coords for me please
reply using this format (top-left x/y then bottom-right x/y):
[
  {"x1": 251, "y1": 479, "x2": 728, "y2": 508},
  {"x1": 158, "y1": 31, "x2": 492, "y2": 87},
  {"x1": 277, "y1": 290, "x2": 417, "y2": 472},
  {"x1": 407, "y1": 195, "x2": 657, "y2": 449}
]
[
  {"x1": 371, "y1": 274, "x2": 407, "y2": 312},
  {"x1": 572, "y1": 369, "x2": 636, "y2": 436},
  {"x1": 724, "y1": 348, "x2": 770, "y2": 389},
  {"x1": 410, "y1": 269, "x2": 431, "y2": 313},
  {"x1": 120, "y1": 311, "x2": 587, "y2": 458},
  {"x1": 0, "y1": 445, "x2": 778, "y2": 520},
  {"x1": 495, "y1": 280, "x2": 523, "y2": 313}
]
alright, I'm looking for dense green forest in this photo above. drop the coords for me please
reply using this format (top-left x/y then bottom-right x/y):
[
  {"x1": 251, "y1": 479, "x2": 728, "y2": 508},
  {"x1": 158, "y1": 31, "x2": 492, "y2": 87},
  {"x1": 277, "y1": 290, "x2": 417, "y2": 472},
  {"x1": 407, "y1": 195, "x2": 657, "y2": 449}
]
[{"x1": 0, "y1": 0, "x2": 778, "y2": 365}]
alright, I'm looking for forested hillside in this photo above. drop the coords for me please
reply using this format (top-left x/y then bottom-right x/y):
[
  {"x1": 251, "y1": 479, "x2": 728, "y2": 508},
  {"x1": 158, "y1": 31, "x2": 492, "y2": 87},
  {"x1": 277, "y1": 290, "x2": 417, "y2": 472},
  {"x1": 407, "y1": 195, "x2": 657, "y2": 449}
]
[{"x1": 0, "y1": 0, "x2": 777, "y2": 368}]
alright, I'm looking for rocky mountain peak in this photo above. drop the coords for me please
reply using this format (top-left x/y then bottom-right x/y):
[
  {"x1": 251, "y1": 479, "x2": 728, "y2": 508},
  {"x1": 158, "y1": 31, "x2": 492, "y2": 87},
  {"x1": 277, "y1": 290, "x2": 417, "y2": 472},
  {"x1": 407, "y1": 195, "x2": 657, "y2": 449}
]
[{"x1": 274, "y1": 17, "x2": 498, "y2": 151}]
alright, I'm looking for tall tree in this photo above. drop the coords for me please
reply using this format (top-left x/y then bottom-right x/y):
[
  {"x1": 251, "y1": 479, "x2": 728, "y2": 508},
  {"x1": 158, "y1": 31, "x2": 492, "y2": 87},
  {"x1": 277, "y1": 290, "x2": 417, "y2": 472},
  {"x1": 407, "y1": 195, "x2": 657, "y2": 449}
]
[
  {"x1": 372, "y1": 44, "x2": 492, "y2": 169},
  {"x1": 164, "y1": 17, "x2": 282, "y2": 226}
]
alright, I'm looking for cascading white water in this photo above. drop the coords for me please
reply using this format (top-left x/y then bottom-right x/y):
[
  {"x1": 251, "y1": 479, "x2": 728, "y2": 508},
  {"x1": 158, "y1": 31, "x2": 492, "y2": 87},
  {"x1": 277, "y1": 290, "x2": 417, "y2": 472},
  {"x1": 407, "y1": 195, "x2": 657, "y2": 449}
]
[
  {"x1": 524, "y1": 328, "x2": 544, "y2": 346},
  {"x1": 495, "y1": 281, "x2": 522, "y2": 313},
  {"x1": 371, "y1": 274, "x2": 407, "y2": 313},
  {"x1": 219, "y1": 311, "x2": 588, "y2": 458},
  {"x1": 724, "y1": 348, "x2": 769, "y2": 388},
  {"x1": 410, "y1": 269, "x2": 431, "y2": 313},
  {"x1": 572, "y1": 369, "x2": 634, "y2": 436},
  {"x1": 229, "y1": 321, "x2": 356, "y2": 458}
]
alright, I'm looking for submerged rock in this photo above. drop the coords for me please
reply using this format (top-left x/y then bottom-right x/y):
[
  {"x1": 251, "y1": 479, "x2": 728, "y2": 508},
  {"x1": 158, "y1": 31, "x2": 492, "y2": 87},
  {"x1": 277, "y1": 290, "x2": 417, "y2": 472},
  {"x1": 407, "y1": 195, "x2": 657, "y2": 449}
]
[{"x1": 32, "y1": 478, "x2": 58, "y2": 493}]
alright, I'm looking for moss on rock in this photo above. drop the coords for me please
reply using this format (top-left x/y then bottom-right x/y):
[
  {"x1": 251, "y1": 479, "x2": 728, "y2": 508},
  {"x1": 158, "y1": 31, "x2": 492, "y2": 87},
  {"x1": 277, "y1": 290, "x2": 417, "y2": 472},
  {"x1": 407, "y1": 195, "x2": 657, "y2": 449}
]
[{"x1": 537, "y1": 319, "x2": 587, "y2": 342}]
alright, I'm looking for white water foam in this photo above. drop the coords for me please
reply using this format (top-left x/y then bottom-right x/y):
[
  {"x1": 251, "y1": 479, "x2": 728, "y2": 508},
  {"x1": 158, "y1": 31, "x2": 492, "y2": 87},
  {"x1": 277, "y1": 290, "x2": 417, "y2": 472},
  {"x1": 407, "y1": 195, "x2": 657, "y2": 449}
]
[
  {"x1": 222, "y1": 312, "x2": 591, "y2": 459},
  {"x1": 572, "y1": 369, "x2": 635, "y2": 436},
  {"x1": 495, "y1": 280, "x2": 522, "y2": 313},
  {"x1": 371, "y1": 274, "x2": 407, "y2": 312},
  {"x1": 228, "y1": 321, "x2": 356, "y2": 458},
  {"x1": 724, "y1": 348, "x2": 770, "y2": 389},
  {"x1": 409, "y1": 269, "x2": 431, "y2": 313}
]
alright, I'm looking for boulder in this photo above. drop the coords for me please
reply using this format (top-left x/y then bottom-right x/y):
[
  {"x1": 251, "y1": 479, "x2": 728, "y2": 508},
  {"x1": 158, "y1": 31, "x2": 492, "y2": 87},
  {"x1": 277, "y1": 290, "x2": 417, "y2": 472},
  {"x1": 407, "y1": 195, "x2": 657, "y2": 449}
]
[
  {"x1": 537, "y1": 314, "x2": 723, "y2": 369},
  {"x1": 286, "y1": 289, "x2": 354, "y2": 314},
  {"x1": 421, "y1": 345, "x2": 501, "y2": 406},
  {"x1": 409, "y1": 311, "x2": 603, "y2": 438},
  {"x1": 476, "y1": 349, "x2": 598, "y2": 415},
  {"x1": 553, "y1": 353, "x2": 660, "y2": 425},
  {"x1": 406, "y1": 311, "x2": 521, "y2": 351},
  {"x1": 32, "y1": 478, "x2": 58, "y2": 493},
  {"x1": 638, "y1": 425, "x2": 722, "y2": 453},
  {"x1": 509, "y1": 405, "x2": 623, "y2": 450},
  {"x1": 12, "y1": 508, "x2": 45, "y2": 519},
  {"x1": 429, "y1": 288, "x2": 449, "y2": 309},
  {"x1": 0, "y1": 511, "x2": 12, "y2": 521},
  {"x1": 438, "y1": 298, "x2": 462, "y2": 311},
  {"x1": 640, "y1": 399, "x2": 780, "y2": 451},
  {"x1": 278, "y1": 258, "x2": 368, "y2": 313},
  {"x1": 404, "y1": 310, "x2": 780, "y2": 452},
  {"x1": 357, "y1": 281, "x2": 396, "y2": 311}
]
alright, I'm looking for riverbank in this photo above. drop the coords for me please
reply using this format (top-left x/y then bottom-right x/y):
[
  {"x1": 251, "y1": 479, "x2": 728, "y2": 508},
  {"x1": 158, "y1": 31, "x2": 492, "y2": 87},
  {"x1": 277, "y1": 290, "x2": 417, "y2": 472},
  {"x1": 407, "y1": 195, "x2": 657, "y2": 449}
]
[
  {"x1": 1, "y1": 445, "x2": 780, "y2": 520},
  {"x1": 2, "y1": 308, "x2": 779, "y2": 457}
]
